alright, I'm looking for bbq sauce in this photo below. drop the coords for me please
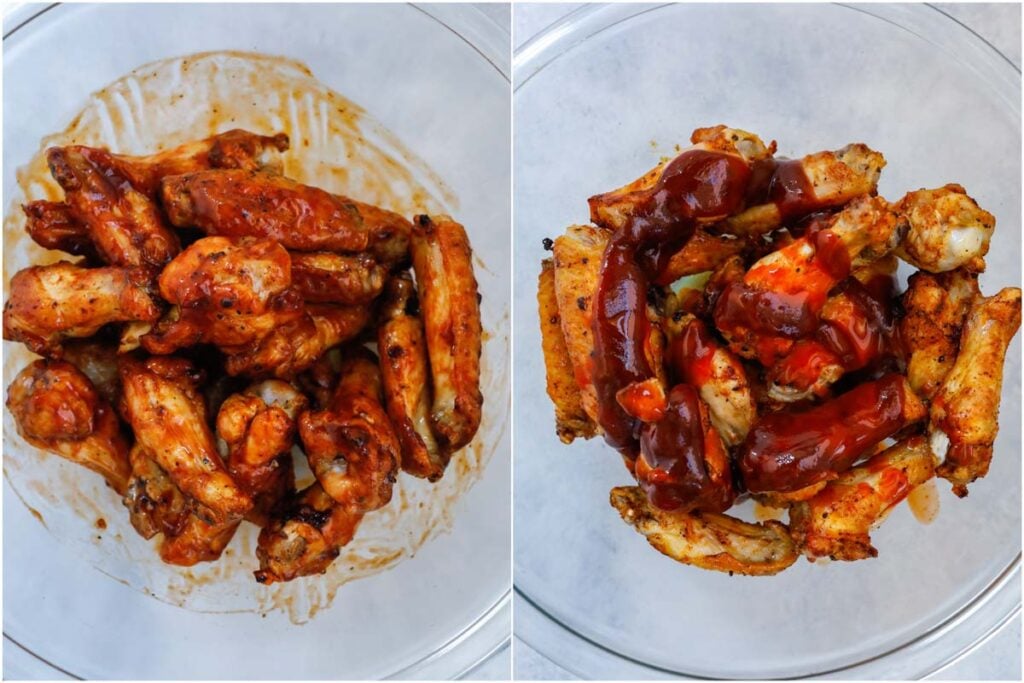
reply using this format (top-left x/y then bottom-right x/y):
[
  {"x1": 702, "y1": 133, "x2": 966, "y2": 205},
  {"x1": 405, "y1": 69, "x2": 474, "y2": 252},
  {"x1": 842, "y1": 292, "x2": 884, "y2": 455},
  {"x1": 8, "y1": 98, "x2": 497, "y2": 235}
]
[{"x1": 738, "y1": 373, "x2": 915, "y2": 493}]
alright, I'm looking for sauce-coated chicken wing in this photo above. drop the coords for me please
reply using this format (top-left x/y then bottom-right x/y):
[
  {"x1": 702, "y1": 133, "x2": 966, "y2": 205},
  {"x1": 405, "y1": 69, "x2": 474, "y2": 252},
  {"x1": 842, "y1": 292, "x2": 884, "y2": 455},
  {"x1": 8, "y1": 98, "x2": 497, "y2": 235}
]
[
  {"x1": 7, "y1": 359, "x2": 131, "y2": 494},
  {"x1": 119, "y1": 356, "x2": 251, "y2": 521},
  {"x1": 23, "y1": 200, "x2": 99, "y2": 260},
  {"x1": 289, "y1": 251, "x2": 387, "y2": 305},
  {"x1": 299, "y1": 349, "x2": 400, "y2": 511},
  {"x1": 930, "y1": 287, "x2": 1022, "y2": 495},
  {"x1": 410, "y1": 215, "x2": 483, "y2": 453},
  {"x1": 894, "y1": 184, "x2": 994, "y2": 273},
  {"x1": 161, "y1": 169, "x2": 412, "y2": 264},
  {"x1": 142, "y1": 236, "x2": 303, "y2": 354},
  {"x1": 610, "y1": 486, "x2": 798, "y2": 576},
  {"x1": 3, "y1": 262, "x2": 162, "y2": 357},
  {"x1": 378, "y1": 274, "x2": 448, "y2": 478},
  {"x1": 790, "y1": 436, "x2": 936, "y2": 561}
]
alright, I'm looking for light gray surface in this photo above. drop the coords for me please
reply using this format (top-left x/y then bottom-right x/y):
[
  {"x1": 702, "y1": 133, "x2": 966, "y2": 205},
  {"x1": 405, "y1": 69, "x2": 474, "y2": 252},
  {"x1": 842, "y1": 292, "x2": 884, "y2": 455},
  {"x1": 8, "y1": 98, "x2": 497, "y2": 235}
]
[{"x1": 512, "y1": 3, "x2": 1021, "y2": 680}]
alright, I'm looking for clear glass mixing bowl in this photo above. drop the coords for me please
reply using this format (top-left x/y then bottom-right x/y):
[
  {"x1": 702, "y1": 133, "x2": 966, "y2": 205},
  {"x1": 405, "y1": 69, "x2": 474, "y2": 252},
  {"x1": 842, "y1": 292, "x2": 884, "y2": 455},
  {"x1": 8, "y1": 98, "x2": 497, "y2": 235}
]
[
  {"x1": 3, "y1": 3, "x2": 510, "y2": 678},
  {"x1": 513, "y1": 3, "x2": 1020, "y2": 678}
]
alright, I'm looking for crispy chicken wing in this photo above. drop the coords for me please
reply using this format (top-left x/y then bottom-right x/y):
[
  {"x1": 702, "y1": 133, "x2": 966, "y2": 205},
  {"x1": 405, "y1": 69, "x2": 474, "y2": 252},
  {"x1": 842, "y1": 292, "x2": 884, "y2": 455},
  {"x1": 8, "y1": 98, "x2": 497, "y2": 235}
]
[
  {"x1": 410, "y1": 215, "x2": 483, "y2": 453},
  {"x1": 610, "y1": 486, "x2": 798, "y2": 576},
  {"x1": 930, "y1": 287, "x2": 1022, "y2": 495},
  {"x1": 254, "y1": 482, "x2": 364, "y2": 584},
  {"x1": 7, "y1": 359, "x2": 131, "y2": 494},
  {"x1": 141, "y1": 236, "x2": 303, "y2": 354},
  {"x1": 224, "y1": 303, "x2": 371, "y2": 378},
  {"x1": 654, "y1": 230, "x2": 747, "y2": 287},
  {"x1": 216, "y1": 380, "x2": 308, "y2": 525},
  {"x1": 378, "y1": 274, "x2": 448, "y2": 478},
  {"x1": 894, "y1": 184, "x2": 994, "y2": 273},
  {"x1": 900, "y1": 269, "x2": 980, "y2": 400},
  {"x1": 158, "y1": 507, "x2": 240, "y2": 566},
  {"x1": 119, "y1": 356, "x2": 252, "y2": 521},
  {"x1": 161, "y1": 169, "x2": 412, "y2": 264},
  {"x1": 789, "y1": 436, "x2": 936, "y2": 561},
  {"x1": 299, "y1": 349, "x2": 400, "y2": 511},
  {"x1": 550, "y1": 225, "x2": 609, "y2": 425},
  {"x1": 23, "y1": 201, "x2": 99, "y2": 260},
  {"x1": 289, "y1": 251, "x2": 387, "y2": 305},
  {"x1": 3, "y1": 262, "x2": 162, "y2": 357},
  {"x1": 47, "y1": 146, "x2": 180, "y2": 269},
  {"x1": 124, "y1": 444, "x2": 191, "y2": 540},
  {"x1": 537, "y1": 259, "x2": 597, "y2": 443}
]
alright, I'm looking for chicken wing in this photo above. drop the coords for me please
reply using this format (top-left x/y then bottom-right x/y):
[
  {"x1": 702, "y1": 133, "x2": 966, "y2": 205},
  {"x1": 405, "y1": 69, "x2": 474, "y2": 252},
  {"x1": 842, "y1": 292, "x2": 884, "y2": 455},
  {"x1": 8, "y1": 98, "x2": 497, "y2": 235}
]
[
  {"x1": 60, "y1": 339, "x2": 123, "y2": 407},
  {"x1": 930, "y1": 287, "x2": 1022, "y2": 495},
  {"x1": 6, "y1": 359, "x2": 131, "y2": 494},
  {"x1": 224, "y1": 303, "x2": 371, "y2": 378},
  {"x1": 216, "y1": 380, "x2": 308, "y2": 525},
  {"x1": 23, "y1": 201, "x2": 99, "y2": 260},
  {"x1": 299, "y1": 349, "x2": 400, "y2": 512},
  {"x1": 289, "y1": 251, "x2": 387, "y2": 305},
  {"x1": 161, "y1": 169, "x2": 412, "y2": 265},
  {"x1": 900, "y1": 269, "x2": 980, "y2": 400},
  {"x1": 3, "y1": 262, "x2": 162, "y2": 357},
  {"x1": 158, "y1": 507, "x2": 240, "y2": 566},
  {"x1": 123, "y1": 444, "x2": 191, "y2": 540},
  {"x1": 254, "y1": 482, "x2": 364, "y2": 584},
  {"x1": 410, "y1": 215, "x2": 483, "y2": 453},
  {"x1": 47, "y1": 146, "x2": 180, "y2": 269},
  {"x1": 894, "y1": 184, "x2": 995, "y2": 273},
  {"x1": 119, "y1": 356, "x2": 251, "y2": 521},
  {"x1": 378, "y1": 274, "x2": 448, "y2": 478},
  {"x1": 537, "y1": 259, "x2": 597, "y2": 444},
  {"x1": 610, "y1": 486, "x2": 798, "y2": 576},
  {"x1": 550, "y1": 225, "x2": 609, "y2": 425},
  {"x1": 789, "y1": 436, "x2": 936, "y2": 561},
  {"x1": 141, "y1": 236, "x2": 303, "y2": 354},
  {"x1": 654, "y1": 230, "x2": 747, "y2": 286}
]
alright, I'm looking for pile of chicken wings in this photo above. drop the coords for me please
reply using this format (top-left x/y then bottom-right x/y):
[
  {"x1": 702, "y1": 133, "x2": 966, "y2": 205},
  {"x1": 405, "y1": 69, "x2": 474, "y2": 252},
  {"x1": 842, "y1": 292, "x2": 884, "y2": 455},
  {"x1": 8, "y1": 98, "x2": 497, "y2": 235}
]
[
  {"x1": 539, "y1": 125, "x2": 1020, "y2": 575},
  {"x1": 4, "y1": 129, "x2": 482, "y2": 583}
]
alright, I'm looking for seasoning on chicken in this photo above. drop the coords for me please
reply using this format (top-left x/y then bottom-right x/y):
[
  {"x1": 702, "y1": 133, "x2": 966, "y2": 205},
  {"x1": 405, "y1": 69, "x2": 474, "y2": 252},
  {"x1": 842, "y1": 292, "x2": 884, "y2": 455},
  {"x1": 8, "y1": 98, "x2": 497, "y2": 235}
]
[
  {"x1": 894, "y1": 184, "x2": 995, "y2": 273},
  {"x1": 289, "y1": 251, "x2": 387, "y2": 305}
]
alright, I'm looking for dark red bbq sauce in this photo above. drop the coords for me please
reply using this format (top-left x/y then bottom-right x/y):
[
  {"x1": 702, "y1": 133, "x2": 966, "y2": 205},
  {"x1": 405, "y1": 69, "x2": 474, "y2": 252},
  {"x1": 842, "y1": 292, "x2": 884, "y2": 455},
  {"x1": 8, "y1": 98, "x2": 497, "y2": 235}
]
[
  {"x1": 738, "y1": 373, "x2": 913, "y2": 493},
  {"x1": 817, "y1": 275, "x2": 899, "y2": 371},
  {"x1": 592, "y1": 149, "x2": 751, "y2": 454},
  {"x1": 713, "y1": 283, "x2": 819, "y2": 339},
  {"x1": 637, "y1": 384, "x2": 734, "y2": 512}
]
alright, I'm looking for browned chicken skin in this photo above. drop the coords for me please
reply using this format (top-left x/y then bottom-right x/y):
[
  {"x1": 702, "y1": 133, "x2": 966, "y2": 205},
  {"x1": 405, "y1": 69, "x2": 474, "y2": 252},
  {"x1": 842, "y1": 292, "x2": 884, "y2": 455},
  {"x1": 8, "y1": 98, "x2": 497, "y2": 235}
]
[
  {"x1": 378, "y1": 273, "x2": 447, "y2": 478},
  {"x1": 299, "y1": 349, "x2": 400, "y2": 512},
  {"x1": 119, "y1": 356, "x2": 252, "y2": 522},
  {"x1": 289, "y1": 251, "x2": 387, "y2": 305},
  {"x1": 161, "y1": 169, "x2": 412, "y2": 265},
  {"x1": 410, "y1": 215, "x2": 483, "y2": 453},
  {"x1": 23, "y1": 200, "x2": 99, "y2": 260},
  {"x1": 47, "y1": 146, "x2": 181, "y2": 269},
  {"x1": 7, "y1": 359, "x2": 131, "y2": 494},
  {"x1": 3, "y1": 261, "x2": 162, "y2": 357},
  {"x1": 142, "y1": 236, "x2": 303, "y2": 354}
]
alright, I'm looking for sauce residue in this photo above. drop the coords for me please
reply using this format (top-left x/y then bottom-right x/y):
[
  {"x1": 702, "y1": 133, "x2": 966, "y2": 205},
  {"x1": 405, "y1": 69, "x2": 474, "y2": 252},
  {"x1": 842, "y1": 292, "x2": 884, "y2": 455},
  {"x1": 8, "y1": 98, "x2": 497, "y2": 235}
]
[
  {"x1": 3, "y1": 50, "x2": 505, "y2": 625},
  {"x1": 907, "y1": 479, "x2": 940, "y2": 525}
]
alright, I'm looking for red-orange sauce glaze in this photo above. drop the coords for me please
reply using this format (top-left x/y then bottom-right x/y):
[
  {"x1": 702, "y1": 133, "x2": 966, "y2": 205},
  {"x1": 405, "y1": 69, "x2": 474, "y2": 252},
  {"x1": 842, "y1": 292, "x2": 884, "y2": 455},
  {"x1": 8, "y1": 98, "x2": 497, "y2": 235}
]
[
  {"x1": 667, "y1": 317, "x2": 717, "y2": 387},
  {"x1": 738, "y1": 373, "x2": 913, "y2": 493}
]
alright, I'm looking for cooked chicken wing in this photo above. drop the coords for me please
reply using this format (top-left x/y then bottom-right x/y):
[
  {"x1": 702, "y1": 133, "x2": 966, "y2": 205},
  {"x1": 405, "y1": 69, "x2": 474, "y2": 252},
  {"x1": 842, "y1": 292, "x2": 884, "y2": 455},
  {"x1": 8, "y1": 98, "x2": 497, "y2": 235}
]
[
  {"x1": 654, "y1": 230, "x2": 747, "y2": 286},
  {"x1": 254, "y1": 482, "x2": 364, "y2": 584},
  {"x1": 3, "y1": 262, "x2": 162, "y2": 357},
  {"x1": 289, "y1": 251, "x2": 387, "y2": 305},
  {"x1": 410, "y1": 215, "x2": 483, "y2": 453},
  {"x1": 589, "y1": 126, "x2": 775, "y2": 230},
  {"x1": 900, "y1": 269, "x2": 980, "y2": 400},
  {"x1": 378, "y1": 274, "x2": 448, "y2": 478},
  {"x1": 47, "y1": 146, "x2": 180, "y2": 269},
  {"x1": 930, "y1": 287, "x2": 1022, "y2": 495},
  {"x1": 7, "y1": 359, "x2": 131, "y2": 494},
  {"x1": 216, "y1": 380, "x2": 307, "y2": 525},
  {"x1": 894, "y1": 184, "x2": 994, "y2": 273},
  {"x1": 550, "y1": 225, "x2": 609, "y2": 425},
  {"x1": 124, "y1": 444, "x2": 191, "y2": 540},
  {"x1": 161, "y1": 169, "x2": 412, "y2": 264},
  {"x1": 715, "y1": 195, "x2": 902, "y2": 365},
  {"x1": 610, "y1": 486, "x2": 798, "y2": 576},
  {"x1": 537, "y1": 259, "x2": 597, "y2": 444},
  {"x1": 61, "y1": 339, "x2": 123, "y2": 407},
  {"x1": 119, "y1": 356, "x2": 251, "y2": 521},
  {"x1": 224, "y1": 303, "x2": 371, "y2": 378},
  {"x1": 158, "y1": 506, "x2": 240, "y2": 566},
  {"x1": 789, "y1": 436, "x2": 936, "y2": 561},
  {"x1": 23, "y1": 200, "x2": 99, "y2": 260},
  {"x1": 299, "y1": 349, "x2": 400, "y2": 511},
  {"x1": 141, "y1": 236, "x2": 303, "y2": 354}
]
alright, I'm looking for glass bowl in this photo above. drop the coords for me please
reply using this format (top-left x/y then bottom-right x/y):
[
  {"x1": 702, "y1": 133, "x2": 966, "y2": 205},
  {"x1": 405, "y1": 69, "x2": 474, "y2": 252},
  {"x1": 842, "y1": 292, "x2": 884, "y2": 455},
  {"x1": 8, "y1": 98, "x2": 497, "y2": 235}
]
[
  {"x1": 3, "y1": 3, "x2": 510, "y2": 678},
  {"x1": 513, "y1": 3, "x2": 1020, "y2": 679}
]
